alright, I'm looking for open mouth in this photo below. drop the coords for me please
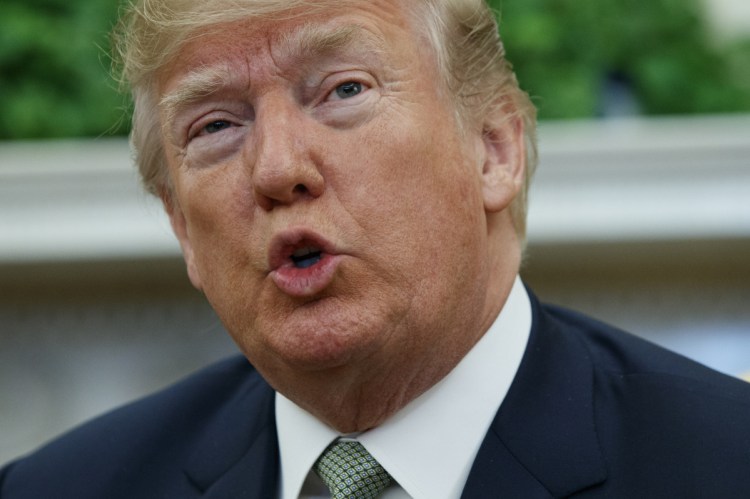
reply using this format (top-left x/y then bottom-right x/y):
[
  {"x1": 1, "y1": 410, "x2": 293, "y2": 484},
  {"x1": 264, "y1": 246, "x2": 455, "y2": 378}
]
[
  {"x1": 268, "y1": 230, "x2": 341, "y2": 297},
  {"x1": 290, "y1": 247, "x2": 323, "y2": 269}
]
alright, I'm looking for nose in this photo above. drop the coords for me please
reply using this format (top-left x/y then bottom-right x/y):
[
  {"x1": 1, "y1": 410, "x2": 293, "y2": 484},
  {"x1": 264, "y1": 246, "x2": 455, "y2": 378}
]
[{"x1": 250, "y1": 97, "x2": 325, "y2": 211}]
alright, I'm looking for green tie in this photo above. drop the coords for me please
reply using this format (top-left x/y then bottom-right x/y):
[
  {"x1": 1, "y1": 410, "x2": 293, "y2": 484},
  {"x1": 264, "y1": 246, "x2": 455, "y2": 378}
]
[{"x1": 314, "y1": 440, "x2": 393, "y2": 499}]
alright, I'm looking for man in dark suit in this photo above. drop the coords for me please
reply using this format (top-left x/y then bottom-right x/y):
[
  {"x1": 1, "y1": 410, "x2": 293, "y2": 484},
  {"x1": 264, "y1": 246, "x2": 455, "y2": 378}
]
[{"x1": 2, "y1": 0, "x2": 750, "y2": 497}]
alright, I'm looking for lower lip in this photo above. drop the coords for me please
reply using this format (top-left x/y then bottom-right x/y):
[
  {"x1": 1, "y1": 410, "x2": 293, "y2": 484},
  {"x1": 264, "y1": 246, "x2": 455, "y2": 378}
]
[{"x1": 270, "y1": 253, "x2": 342, "y2": 297}]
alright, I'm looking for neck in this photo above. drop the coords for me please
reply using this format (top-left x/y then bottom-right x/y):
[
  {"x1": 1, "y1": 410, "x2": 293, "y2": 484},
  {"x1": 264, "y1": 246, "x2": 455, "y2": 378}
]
[
  {"x1": 268, "y1": 223, "x2": 521, "y2": 432},
  {"x1": 274, "y1": 280, "x2": 519, "y2": 433}
]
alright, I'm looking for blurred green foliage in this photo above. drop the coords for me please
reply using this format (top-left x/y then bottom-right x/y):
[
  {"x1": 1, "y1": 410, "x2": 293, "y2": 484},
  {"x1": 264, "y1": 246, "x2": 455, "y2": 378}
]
[
  {"x1": 492, "y1": 0, "x2": 750, "y2": 118},
  {"x1": 1, "y1": 0, "x2": 749, "y2": 139},
  {"x1": 0, "y1": 0, "x2": 128, "y2": 139}
]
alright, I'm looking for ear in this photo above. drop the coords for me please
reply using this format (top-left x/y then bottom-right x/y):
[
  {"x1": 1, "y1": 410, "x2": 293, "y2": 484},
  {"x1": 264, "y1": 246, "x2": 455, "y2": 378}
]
[
  {"x1": 480, "y1": 113, "x2": 526, "y2": 214},
  {"x1": 160, "y1": 189, "x2": 203, "y2": 291}
]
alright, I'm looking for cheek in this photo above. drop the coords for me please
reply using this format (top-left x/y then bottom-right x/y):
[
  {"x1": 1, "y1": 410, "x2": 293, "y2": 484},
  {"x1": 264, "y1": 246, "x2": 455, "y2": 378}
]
[
  {"x1": 176, "y1": 169, "x2": 260, "y2": 279},
  {"x1": 177, "y1": 159, "x2": 252, "y2": 231},
  {"x1": 350, "y1": 120, "x2": 481, "y2": 222},
  {"x1": 334, "y1": 122, "x2": 485, "y2": 280}
]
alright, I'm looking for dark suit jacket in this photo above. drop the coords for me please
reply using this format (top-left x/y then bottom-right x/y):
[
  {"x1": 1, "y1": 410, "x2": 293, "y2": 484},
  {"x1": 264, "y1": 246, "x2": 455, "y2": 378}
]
[{"x1": 3, "y1": 292, "x2": 750, "y2": 498}]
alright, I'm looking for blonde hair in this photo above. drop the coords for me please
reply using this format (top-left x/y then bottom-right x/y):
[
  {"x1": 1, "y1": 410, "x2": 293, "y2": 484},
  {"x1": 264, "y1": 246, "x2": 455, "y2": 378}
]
[{"x1": 112, "y1": 0, "x2": 537, "y2": 238}]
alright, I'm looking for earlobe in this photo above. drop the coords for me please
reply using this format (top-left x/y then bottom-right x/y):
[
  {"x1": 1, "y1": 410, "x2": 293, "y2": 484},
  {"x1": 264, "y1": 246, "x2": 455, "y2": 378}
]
[
  {"x1": 480, "y1": 114, "x2": 526, "y2": 214},
  {"x1": 160, "y1": 189, "x2": 203, "y2": 291}
]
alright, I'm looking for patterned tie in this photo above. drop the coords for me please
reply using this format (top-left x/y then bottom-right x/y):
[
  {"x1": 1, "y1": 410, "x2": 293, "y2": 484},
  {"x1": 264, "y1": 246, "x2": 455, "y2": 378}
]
[{"x1": 314, "y1": 440, "x2": 393, "y2": 499}]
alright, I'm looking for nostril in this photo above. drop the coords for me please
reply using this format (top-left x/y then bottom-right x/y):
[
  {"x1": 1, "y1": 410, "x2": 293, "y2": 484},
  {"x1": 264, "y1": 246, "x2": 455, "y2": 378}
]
[{"x1": 254, "y1": 182, "x2": 313, "y2": 211}]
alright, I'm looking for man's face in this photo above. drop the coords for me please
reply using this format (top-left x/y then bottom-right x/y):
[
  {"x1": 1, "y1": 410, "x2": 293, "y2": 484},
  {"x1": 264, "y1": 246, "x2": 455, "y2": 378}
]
[{"x1": 158, "y1": 1, "x2": 521, "y2": 400}]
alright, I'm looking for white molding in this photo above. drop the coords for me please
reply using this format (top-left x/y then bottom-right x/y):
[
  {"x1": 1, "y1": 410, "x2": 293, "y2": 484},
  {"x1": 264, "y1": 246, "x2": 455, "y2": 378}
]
[
  {"x1": 0, "y1": 139, "x2": 179, "y2": 263},
  {"x1": 1, "y1": 115, "x2": 749, "y2": 264},
  {"x1": 528, "y1": 115, "x2": 750, "y2": 244},
  {"x1": 703, "y1": 0, "x2": 750, "y2": 41}
]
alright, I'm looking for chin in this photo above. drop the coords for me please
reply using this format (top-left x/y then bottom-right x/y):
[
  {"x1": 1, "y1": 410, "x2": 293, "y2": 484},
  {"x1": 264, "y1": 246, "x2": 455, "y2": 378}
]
[
  {"x1": 229, "y1": 282, "x2": 402, "y2": 374},
  {"x1": 241, "y1": 314, "x2": 384, "y2": 374}
]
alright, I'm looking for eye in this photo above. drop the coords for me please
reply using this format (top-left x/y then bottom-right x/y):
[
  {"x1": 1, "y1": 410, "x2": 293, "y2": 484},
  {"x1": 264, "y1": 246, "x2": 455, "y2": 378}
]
[
  {"x1": 203, "y1": 120, "x2": 232, "y2": 134},
  {"x1": 334, "y1": 81, "x2": 363, "y2": 99}
]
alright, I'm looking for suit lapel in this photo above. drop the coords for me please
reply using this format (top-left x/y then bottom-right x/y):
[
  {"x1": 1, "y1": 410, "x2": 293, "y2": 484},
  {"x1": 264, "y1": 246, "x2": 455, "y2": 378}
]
[
  {"x1": 183, "y1": 370, "x2": 280, "y2": 499},
  {"x1": 198, "y1": 426, "x2": 279, "y2": 499},
  {"x1": 462, "y1": 292, "x2": 607, "y2": 498},
  {"x1": 460, "y1": 429, "x2": 555, "y2": 498}
]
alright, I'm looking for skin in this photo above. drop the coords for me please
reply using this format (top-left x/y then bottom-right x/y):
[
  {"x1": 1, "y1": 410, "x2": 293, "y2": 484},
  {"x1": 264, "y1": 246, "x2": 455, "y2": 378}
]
[{"x1": 158, "y1": 0, "x2": 526, "y2": 432}]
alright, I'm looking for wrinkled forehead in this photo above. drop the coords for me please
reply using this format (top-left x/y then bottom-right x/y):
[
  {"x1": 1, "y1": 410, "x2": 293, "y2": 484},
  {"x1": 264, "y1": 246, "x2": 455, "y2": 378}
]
[
  {"x1": 154, "y1": 0, "x2": 422, "y2": 87},
  {"x1": 158, "y1": 19, "x2": 396, "y2": 122}
]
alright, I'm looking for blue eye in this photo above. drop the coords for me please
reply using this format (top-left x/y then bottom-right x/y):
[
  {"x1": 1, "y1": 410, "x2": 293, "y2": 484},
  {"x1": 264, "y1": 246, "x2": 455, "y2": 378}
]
[
  {"x1": 204, "y1": 120, "x2": 232, "y2": 134},
  {"x1": 335, "y1": 82, "x2": 363, "y2": 99}
]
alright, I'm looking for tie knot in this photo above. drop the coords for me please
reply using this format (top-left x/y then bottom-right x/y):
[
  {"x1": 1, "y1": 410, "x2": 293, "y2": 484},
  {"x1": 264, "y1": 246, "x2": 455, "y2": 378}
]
[{"x1": 314, "y1": 440, "x2": 393, "y2": 499}]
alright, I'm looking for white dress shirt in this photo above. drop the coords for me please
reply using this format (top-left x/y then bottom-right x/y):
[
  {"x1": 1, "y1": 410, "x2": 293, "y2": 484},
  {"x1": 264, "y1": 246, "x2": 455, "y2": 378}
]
[{"x1": 276, "y1": 276, "x2": 532, "y2": 499}]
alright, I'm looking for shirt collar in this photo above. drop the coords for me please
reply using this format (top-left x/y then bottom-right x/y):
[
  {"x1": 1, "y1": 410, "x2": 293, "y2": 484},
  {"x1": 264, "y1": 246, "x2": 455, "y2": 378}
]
[{"x1": 276, "y1": 276, "x2": 531, "y2": 499}]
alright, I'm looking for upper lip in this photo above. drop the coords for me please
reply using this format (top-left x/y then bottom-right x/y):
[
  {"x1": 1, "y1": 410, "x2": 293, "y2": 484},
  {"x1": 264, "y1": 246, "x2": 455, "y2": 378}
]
[{"x1": 267, "y1": 228, "x2": 338, "y2": 271}]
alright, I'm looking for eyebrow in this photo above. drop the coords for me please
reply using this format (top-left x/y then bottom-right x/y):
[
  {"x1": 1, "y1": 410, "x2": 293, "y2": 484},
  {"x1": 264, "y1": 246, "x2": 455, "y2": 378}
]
[
  {"x1": 159, "y1": 23, "x2": 386, "y2": 131},
  {"x1": 276, "y1": 22, "x2": 386, "y2": 62},
  {"x1": 160, "y1": 65, "x2": 233, "y2": 134}
]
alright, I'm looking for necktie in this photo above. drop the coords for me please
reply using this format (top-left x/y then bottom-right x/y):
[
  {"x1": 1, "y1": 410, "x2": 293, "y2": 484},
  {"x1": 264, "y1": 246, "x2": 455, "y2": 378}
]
[{"x1": 314, "y1": 440, "x2": 393, "y2": 499}]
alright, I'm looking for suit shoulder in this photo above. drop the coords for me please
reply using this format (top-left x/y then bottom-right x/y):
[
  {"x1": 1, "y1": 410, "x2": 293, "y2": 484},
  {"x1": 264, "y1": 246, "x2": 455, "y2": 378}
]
[
  {"x1": 537, "y1": 302, "x2": 750, "y2": 493},
  {"x1": 0, "y1": 355, "x2": 272, "y2": 498},
  {"x1": 543, "y1": 302, "x2": 749, "y2": 395},
  {"x1": 544, "y1": 303, "x2": 750, "y2": 452},
  {"x1": 55, "y1": 354, "x2": 264, "y2": 439}
]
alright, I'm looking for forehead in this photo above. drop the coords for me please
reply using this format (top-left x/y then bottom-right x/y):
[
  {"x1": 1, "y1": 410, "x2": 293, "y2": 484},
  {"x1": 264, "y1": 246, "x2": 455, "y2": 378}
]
[{"x1": 158, "y1": 1, "x2": 421, "y2": 88}]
